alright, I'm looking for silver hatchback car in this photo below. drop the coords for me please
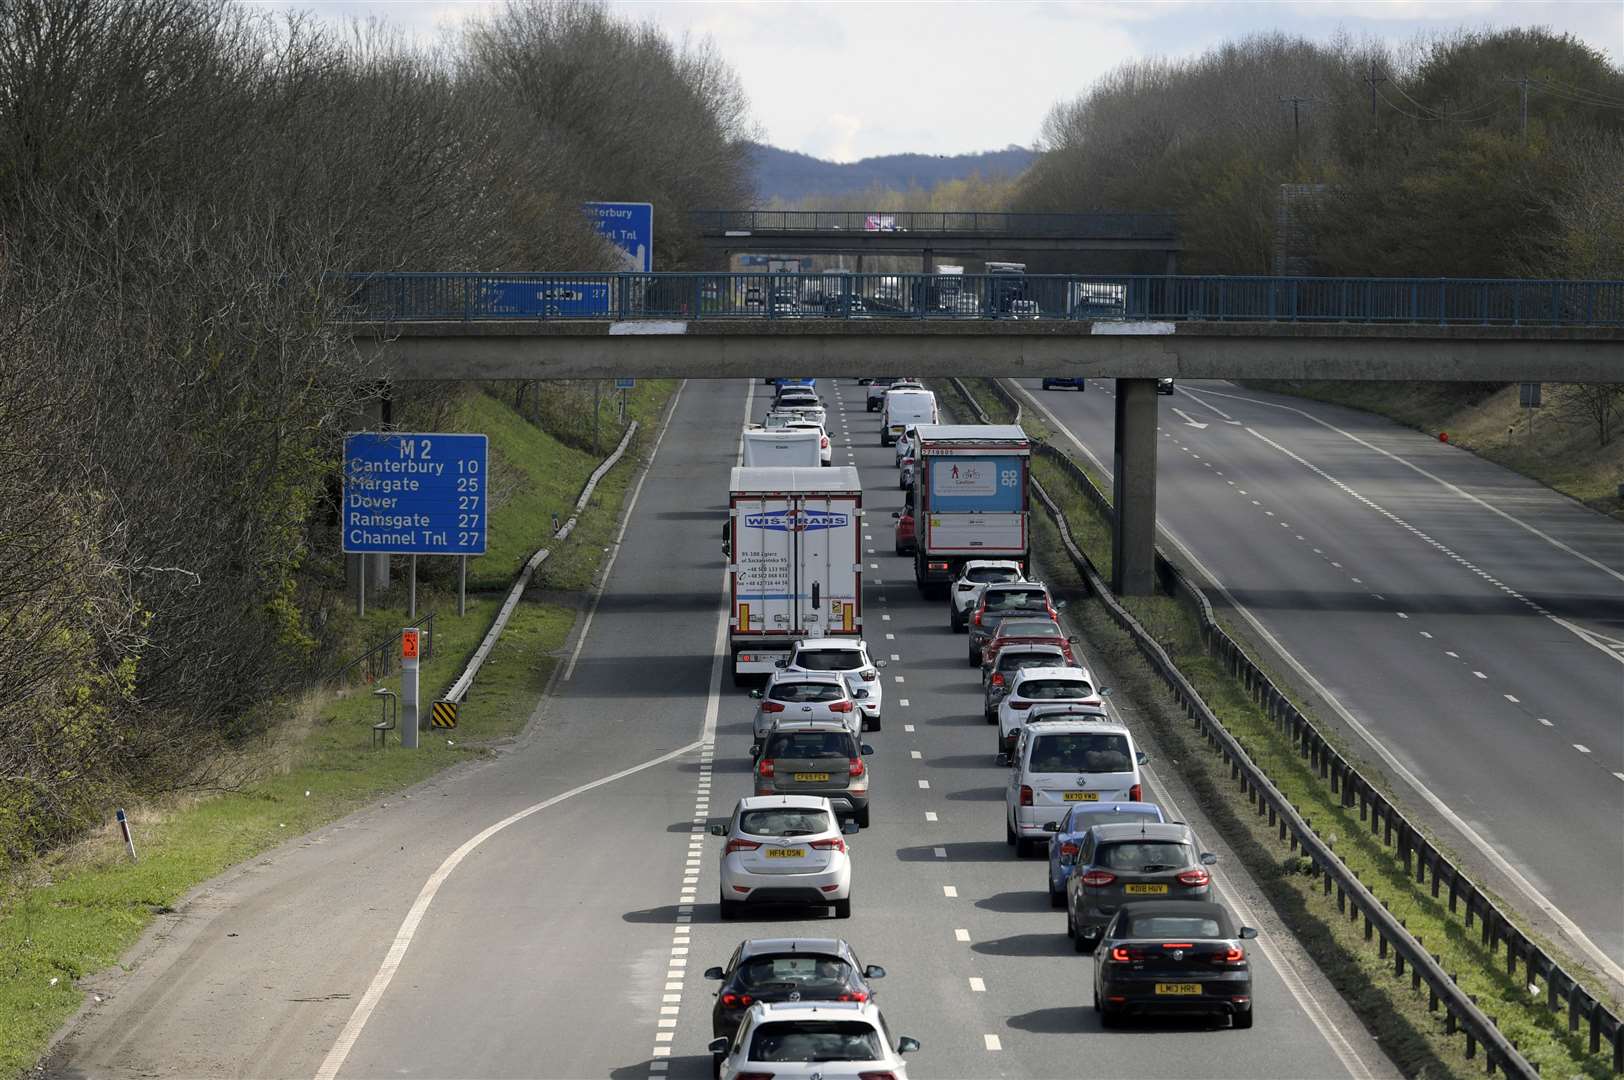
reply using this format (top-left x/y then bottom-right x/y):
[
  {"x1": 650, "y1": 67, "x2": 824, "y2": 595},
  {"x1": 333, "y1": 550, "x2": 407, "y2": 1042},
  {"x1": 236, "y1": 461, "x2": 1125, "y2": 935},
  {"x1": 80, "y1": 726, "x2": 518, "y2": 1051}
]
[{"x1": 1065, "y1": 821, "x2": 1218, "y2": 949}]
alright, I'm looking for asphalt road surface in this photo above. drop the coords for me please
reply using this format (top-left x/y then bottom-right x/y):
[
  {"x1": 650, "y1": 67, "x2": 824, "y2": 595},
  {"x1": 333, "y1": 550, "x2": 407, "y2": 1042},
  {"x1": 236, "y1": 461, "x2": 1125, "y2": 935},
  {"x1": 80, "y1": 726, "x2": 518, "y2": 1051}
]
[
  {"x1": 1016, "y1": 377, "x2": 1624, "y2": 980},
  {"x1": 47, "y1": 379, "x2": 1392, "y2": 1079}
]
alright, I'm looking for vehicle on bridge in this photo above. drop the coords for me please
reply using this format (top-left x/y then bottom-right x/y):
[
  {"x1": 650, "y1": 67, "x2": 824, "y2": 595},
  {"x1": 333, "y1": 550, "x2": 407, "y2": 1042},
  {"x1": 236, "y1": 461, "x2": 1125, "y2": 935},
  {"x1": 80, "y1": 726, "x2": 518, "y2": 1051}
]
[
  {"x1": 906, "y1": 424, "x2": 1031, "y2": 592},
  {"x1": 728, "y1": 467, "x2": 862, "y2": 685}
]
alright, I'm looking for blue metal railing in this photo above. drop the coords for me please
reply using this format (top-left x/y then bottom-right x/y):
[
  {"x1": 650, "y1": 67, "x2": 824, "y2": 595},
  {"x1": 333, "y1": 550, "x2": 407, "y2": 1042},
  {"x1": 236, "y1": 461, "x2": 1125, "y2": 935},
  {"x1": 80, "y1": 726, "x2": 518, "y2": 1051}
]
[
  {"x1": 687, "y1": 209, "x2": 1179, "y2": 239},
  {"x1": 329, "y1": 272, "x2": 1624, "y2": 327}
]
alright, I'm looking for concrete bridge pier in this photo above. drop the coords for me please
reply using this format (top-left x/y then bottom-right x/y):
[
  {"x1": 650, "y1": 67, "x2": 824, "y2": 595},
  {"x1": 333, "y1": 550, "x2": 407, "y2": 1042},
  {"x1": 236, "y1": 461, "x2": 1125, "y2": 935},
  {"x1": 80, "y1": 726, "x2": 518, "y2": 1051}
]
[{"x1": 1111, "y1": 378, "x2": 1159, "y2": 596}]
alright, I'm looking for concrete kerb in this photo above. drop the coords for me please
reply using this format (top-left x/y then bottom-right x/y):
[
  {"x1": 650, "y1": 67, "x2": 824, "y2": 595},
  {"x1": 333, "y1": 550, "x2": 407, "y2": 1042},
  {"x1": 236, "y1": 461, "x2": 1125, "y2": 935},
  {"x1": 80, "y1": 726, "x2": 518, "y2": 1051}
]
[{"x1": 443, "y1": 419, "x2": 640, "y2": 706}]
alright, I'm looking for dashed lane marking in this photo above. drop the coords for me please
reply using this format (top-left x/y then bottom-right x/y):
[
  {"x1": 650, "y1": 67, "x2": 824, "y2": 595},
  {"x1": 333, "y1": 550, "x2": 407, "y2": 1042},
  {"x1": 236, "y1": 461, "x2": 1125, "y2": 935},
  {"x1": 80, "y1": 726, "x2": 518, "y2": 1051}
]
[
  {"x1": 968, "y1": 977, "x2": 986, "y2": 992},
  {"x1": 955, "y1": 928, "x2": 971, "y2": 942},
  {"x1": 942, "y1": 884, "x2": 957, "y2": 897},
  {"x1": 925, "y1": 811, "x2": 938, "y2": 822},
  {"x1": 984, "y1": 1034, "x2": 1002, "y2": 1051}
]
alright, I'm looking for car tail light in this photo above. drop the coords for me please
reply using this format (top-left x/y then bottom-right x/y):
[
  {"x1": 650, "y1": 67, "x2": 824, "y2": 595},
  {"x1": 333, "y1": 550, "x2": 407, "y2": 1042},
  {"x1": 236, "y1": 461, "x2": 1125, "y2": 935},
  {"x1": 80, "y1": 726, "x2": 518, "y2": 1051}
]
[
  {"x1": 1177, "y1": 868, "x2": 1210, "y2": 887},
  {"x1": 836, "y1": 991, "x2": 870, "y2": 1002},
  {"x1": 1081, "y1": 870, "x2": 1116, "y2": 887},
  {"x1": 928, "y1": 561, "x2": 949, "y2": 571},
  {"x1": 858, "y1": 1073, "x2": 897, "y2": 1080},
  {"x1": 720, "y1": 992, "x2": 754, "y2": 1009},
  {"x1": 860, "y1": 668, "x2": 877, "y2": 681},
  {"x1": 761, "y1": 701, "x2": 785, "y2": 713},
  {"x1": 829, "y1": 700, "x2": 853, "y2": 713},
  {"x1": 1019, "y1": 784, "x2": 1033, "y2": 806},
  {"x1": 757, "y1": 758, "x2": 775, "y2": 777},
  {"x1": 973, "y1": 609, "x2": 983, "y2": 626},
  {"x1": 1011, "y1": 700, "x2": 1033, "y2": 710},
  {"x1": 990, "y1": 672, "x2": 1004, "y2": 687},
  {"x1": 725, "y1": 838, "x2": 762, "y2": 855},
  {"x1": 1059, "y1": 841, "x2": 1079, "y2": 858},
  {"x1": 849, "y1": 757, "x2": 865, "y2": 777},
  {"x1": 1218, "y1": 947, "x2": 1247, "y2": 967},
  {"x1": 821, "y1": 437, "x2": 829, "y2": 449},
  {"x1": 810, "y1": 836, "x2": 846, "y2": 853},
  {"x1": 1129, "y1": 783, "x2": 1142, "y2": 801},
  {"x1": 1046, "y1": 605, "x2": 1058, "y2": 619},
  {"x1": 1109, "y1": 946, "x2": 1134, "y2": 963}
]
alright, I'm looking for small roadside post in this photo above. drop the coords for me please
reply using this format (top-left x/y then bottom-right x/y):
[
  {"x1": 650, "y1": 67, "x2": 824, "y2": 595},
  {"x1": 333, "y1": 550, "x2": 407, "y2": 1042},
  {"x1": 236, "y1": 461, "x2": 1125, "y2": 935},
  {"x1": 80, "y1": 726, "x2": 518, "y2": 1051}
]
[
  {"x1": 617, "y1": 377, "x2": 634, "y2": 422},
  {"x1": 116, "y1": 808, "x2": 137, "y2": 862},
  {"x1": 401, "y1": 627, "x2": 420, "y2": 749},
  {"x1": 1519, "y1": 381, "x2": 1541, "y2": 439}
]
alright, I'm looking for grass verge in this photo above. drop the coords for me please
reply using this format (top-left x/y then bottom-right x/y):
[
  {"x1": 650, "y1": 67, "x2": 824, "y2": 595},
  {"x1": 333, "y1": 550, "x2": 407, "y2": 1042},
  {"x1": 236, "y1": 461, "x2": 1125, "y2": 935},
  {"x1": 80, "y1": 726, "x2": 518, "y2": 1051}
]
[
  {"x1": 0, "y1": 381, "x2": 676, "y2": 1077},
  {"x1": 1026, "y1": 443, "x2": 1614, "y2": 1079}
]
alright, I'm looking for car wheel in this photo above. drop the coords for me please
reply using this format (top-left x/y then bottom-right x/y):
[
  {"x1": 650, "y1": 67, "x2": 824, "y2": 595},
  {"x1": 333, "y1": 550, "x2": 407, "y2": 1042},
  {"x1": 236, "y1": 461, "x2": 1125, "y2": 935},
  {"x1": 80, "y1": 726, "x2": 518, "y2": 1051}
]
[
  {"x1": 1073, "y1": 922, "x2": 1092, "y2": 952},
  {"x1": 868, "y1": 716, "x2": 881, "y2": 733},
  {"x1": 712, "y1": 1051, "x2": 725, "y2": 1079},
  {"x1": 1016, "y1": 836, "x2": 1037, "y2": 858},
  {"x1": 968, "y1": 647, "x2": 980, "y2": 666},
  {"x1": 1101, "y1": 1008, "x2": 1123, "y2": 1029},
  {"x1": 719, "y1": 897, "x2": 739, "y2": 921},
  {"x1": 855, "y1": 805, "x2": 871, "y2": 828},
  {"x1": 1232, "y1": 1009, "x2": 1254, "y2": 1030},
  {"x1": 1066, "y1": 906, "x2": 1078, "y2": 939},
  {"x1": 1006, "y1": 817, "x2": 1017, "y2": 847},
  {"x1": 1092, "y1": 985, "x2": 1101, "y2": 1013},
  {"x1": 894, "y1": 544, "x2": 905, "y2": 557},
  {"x1": 731, "y1": 666, "x2": 749, "y2": 689},
  {"x1": 1049, "y1": 886, "x2": 1065, "y2": 909},
  {"x1": 833, "y1": 897, "x2": 852, "y2": 919},
  {"x1": 984, "y1": 709, "x2": 996, "y2": 725}
]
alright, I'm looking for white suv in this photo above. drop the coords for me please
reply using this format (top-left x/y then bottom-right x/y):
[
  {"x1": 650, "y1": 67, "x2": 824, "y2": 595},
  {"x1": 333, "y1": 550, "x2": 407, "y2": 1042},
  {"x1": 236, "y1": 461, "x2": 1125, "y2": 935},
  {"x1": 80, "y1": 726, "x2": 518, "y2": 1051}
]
[
  {"x1": 712, "y1": 796, "x2": 858, "y2": 920},
  {"x1": 782, "y1": 638, "x2": 885, "y2": 730},
  {"x1": 1004, "y1": 718, "x2": 1147, "y2": 857},
  {"x1": 948, "y1": 559, "x2": 1026, "y2": 632},
  {"x1": 711, "y1": 1000, "x2": 920, "y2": 1079},
  {"x1": 751, "y1": 672, "x2": 860, "y2": 746},
  {"x1": 996, "y1": 666, "x2": 1103, "y2": 755}
]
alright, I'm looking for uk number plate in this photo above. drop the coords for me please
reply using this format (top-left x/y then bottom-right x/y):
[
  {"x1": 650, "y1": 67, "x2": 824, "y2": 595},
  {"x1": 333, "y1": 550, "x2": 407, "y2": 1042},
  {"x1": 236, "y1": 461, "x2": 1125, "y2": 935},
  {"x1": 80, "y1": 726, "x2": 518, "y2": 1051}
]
[
  {"x1": 1124, "y1": 883, "x2": 1169, "y2": 895},
  {"x1": 1064, "y1": 791, "x2": 1100, "y2": 802},
  {"x1": 794, "y1": 772, "x2": 830, "y2": 782},
  {"x1": 765, "y1": 848, "x2": 806, "y2": 859},
  {"x1": 1155, "y1": 983, "x2": 1202, "y2": 995}
]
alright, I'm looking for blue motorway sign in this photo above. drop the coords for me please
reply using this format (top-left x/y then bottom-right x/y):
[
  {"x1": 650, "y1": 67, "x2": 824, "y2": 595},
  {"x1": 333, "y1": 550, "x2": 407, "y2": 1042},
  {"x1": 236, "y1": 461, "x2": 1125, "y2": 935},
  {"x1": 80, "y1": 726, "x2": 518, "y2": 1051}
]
[
  {"x1": 343, "y1": 432, "x2": 488, "y2": 555},
  {"x1": 478, "y1": 278, "x2": 609, "y2": 317},
  {"x1": 615, "y1": 377, "x2": 636, "y2": 389},
  {"x1": 583, "y1": 201, "x2": 653, "y2": 272}
]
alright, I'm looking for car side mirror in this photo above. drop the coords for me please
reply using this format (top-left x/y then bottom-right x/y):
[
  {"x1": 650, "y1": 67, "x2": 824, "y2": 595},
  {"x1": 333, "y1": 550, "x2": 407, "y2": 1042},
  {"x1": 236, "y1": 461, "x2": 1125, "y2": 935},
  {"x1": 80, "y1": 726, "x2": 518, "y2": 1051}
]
[
  {"x1": 708, "y1": 824, "x2": 726, "y2": 836},
  {"x1": 1200, "y1": 852, "x2": 1218, "y2": 866},
  {"x1": 860, "y1": 744, "x2": 875, "y2": 756},
  {"x1": 898, "y1": 1036, "x2": 921, "y2": 1054},
  {"x1": 842, "y1": 818, "x2": 860, "y2": 834},
  {"x1": 995, "y1": 752, "x2": 1010, "y2": 766},
  {"x1": 707, "y1": 1037, "x2": 731, "y2": 1055},
  {"x1": 749, "y1": 743, "x2": 761, "y2": 758},
  {"x1": 864, "y1": 964, "x2": 886, "y2": 979},
  {"x1": 891, "y1": 511, "x2": 900, "y2": 519},
  {"x1": 1240, "y1": 927, "x2": 1260, "y2": 940},
  {"x1": 1098, "y1": 686, "x2": 1112, "y2": 697},
  {"x1": 749, "y1": 689, "x2": 763, "y2": 699},
  {"x1": 854, "y1": 688, "x2": 869, "y2": 699},
  {"x1": 704, "y1": 965, "x2": 725, "y2": 980},
  {"x1": 1056, "y1": 600, "x2": 1067, "y2": 609},
  {"x1": 1135, "y1": 751, "x2": 1148, "y2": 766},
  {"x1": 1067, "y1": 635, "x2": 1079, "y2": 643}
]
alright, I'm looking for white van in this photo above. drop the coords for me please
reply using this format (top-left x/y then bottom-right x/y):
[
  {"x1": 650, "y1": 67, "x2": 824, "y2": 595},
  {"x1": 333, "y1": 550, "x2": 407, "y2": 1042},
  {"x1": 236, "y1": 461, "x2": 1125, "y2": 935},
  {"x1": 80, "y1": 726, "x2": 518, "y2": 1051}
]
[
  {"x1": 1003, "y1": 718, "x2": 1146, "y2": 855},
  {"x1": 880, "y1": 388, "x2": 938, "y2": 446},
  {"x1": 741, "y1": 427, "x2": 822, "y2": 468}
]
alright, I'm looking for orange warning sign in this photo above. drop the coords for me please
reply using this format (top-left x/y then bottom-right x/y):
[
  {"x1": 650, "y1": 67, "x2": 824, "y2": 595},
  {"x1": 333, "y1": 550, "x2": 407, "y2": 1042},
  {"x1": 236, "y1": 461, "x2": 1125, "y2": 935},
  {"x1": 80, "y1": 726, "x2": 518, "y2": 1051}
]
[{"x1": 402, "y1": 628, "x2": 420, "y2": 661}]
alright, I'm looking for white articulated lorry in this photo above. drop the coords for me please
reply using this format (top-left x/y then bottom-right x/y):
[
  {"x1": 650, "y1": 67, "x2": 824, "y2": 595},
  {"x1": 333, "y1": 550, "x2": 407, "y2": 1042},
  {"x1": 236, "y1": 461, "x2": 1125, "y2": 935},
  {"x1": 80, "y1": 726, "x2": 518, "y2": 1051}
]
[{"x1": 726, "y1": 466, "x2": 863, "y2": 686}]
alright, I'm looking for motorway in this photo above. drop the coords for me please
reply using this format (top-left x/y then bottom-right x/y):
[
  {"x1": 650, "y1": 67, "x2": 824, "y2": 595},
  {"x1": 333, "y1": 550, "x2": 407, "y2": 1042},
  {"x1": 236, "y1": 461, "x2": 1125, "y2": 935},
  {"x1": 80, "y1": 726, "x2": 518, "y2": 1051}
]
[
  {"x1": 1014, "y1": 378, "x2": 1624, "y2": 979},
  {"x1": 47, "y1": 378, "x2": 1393, "y2": 1080}
]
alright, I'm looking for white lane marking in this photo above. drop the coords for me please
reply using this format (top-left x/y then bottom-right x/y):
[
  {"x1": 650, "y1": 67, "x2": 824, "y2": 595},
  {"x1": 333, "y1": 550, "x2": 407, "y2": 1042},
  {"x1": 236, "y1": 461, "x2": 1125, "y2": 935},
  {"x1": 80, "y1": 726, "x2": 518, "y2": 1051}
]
[
  {"x1": 955, "y1": 928, "x2": 971, "y2": 942},
  {"x1": 885, "y1": 633, "x2": 895, "y2": 640},
  {"x1": 942, "y1": 885, "x2": 958, "y2": 898},
  {"x1": 1185, "y1": 383, "x2": 1624, "y2": 588},
  {"x1": 911, "y1": 750, "x2": 923, "y2": 759},
  {"x1": 894, "y1": 675, "x2": 905, "y2": 683},
  {"x1": 1574, "y1": 744, "x2": 1592, "y2": 754},
  {"x1": 1445, "y1": 651, "x2": 1460, "y2": 658},
  {"x1": 1396, "y1": 612, "x2": 1408, "y2": 620},
  {"x1": 899, "y1": 698, "x2": 910, "y2": 707},
  {"x1": 1472, "y1": 671, "x2": 1487, "y2": 679},
  {"x1": 968, "y1": 977, "x2": 987, "y2": 992},
  {"x1": 1614, "y1": 773, "x2": 1624, "y2": 782},
  {"x1": 1539, "y1": 718, "x2": 1554, "y2": 727},
  {"x1": 1177, "y1": 386, "x2": 1241, "y2": 422},
  {"x1": 925, "y1": 811, "x2": 938, "y2": 822},
  {"x1": 1505, "y1": 694, "x2": 1520, "y2": 703},
  {"x1": 1419, "y1": 631, "x2": 1433, "y2": 639},
  {"x1": 984, "y1": 1034, "x2": 1002, "y2": 1051},
  {"x1": 904, "y1": 723, "x2": 915, "y2": 732},
  {"x1": 881, "y1": 614, "x2": 891, "y2": 621},
  {"x1": 933, "y1": 847, "x2": 947, "y2": 859},
  {"x1": 918, "y1": 779, "x2": 931, "y2": 789},
  {"x1": 890, "y1": 653, "x2": 900, "y2": 661},
  {"x1": 563, "y1": 380, "x2": 688, "y2": 681}
]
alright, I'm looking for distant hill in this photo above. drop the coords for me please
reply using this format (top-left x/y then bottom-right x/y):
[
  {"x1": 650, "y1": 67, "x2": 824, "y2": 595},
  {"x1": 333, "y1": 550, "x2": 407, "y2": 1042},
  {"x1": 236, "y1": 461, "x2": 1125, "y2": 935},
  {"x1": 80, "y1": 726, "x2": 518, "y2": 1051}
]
[{"x1": 749, "y1": 143, "x2": 1037, "y2": 203}]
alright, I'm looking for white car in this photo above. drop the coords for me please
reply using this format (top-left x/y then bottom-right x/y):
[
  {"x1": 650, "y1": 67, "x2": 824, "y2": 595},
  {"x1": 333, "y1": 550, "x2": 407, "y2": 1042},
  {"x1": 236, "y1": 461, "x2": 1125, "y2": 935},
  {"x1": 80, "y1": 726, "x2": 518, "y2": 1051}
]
[
  {"x1": 892, "y1": 425, "x2": 918, "y2": 467},
  {"x1": 782, "y1": 638, "x2": 885, "y2": 730},
  {"x1": 751, "y1": 672, "x2": 860, "y2": 744},
  {"x1": 711, "y1": 1001, "x2": 919, "y2": 1079},
  {"x1": 1004, "y1": 718, "x2": 1146, "y2": 856},
  {"x1": 948, "y1": 559, "x2": 1026, "y2": 632},
  {"x1": 772, "y1": 402, "x2": 828, "y2": 428},
  {"x1": 781, "y1": 419, "x2": 833, "y2": 466},
  {"x1": 996, "y1": 666, "x2": 1103, "y2": 755},
  {"x1": 712, "y1": 796, "x2": 858, "y2": 920}
]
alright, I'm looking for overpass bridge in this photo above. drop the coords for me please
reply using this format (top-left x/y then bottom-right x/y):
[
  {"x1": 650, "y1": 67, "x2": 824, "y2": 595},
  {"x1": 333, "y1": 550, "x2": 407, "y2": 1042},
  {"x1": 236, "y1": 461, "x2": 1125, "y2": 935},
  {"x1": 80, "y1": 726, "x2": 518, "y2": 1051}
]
[
  {"x1": 688, "y1": 210, "x2": 1182, "y2": 272},
  {"x1": 335, "y1": 270, "x2": 1624, "y2": 593}
]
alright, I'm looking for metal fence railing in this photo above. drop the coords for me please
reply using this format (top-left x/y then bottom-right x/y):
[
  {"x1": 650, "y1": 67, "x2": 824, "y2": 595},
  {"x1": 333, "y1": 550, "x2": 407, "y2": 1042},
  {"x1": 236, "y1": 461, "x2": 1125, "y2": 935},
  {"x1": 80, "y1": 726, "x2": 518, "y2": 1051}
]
[
  {"x1": 330, "y1": 272, "x2": 1624, "y2": 327},
  {"x1": 687, "y1": 209, "x2": 1179, "y2": 238},
  {"x1": 941, "y1": 376, "x2": 1621, "y2": 1077}
]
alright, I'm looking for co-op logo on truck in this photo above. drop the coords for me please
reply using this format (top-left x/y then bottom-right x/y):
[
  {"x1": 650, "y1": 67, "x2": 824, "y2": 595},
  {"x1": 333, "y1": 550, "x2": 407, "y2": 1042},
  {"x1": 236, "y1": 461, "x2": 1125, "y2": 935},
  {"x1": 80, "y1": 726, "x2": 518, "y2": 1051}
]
[{"x1": 743, "y1": 508, "x2": 849, "y2": 533}]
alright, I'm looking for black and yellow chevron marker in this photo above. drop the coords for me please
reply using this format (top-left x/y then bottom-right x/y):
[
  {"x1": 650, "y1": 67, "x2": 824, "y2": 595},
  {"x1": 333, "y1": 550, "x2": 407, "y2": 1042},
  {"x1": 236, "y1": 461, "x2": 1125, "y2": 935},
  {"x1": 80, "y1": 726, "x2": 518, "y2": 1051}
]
[{"x1": 431, "y1": 700, "x2": 458, "y2": 728}]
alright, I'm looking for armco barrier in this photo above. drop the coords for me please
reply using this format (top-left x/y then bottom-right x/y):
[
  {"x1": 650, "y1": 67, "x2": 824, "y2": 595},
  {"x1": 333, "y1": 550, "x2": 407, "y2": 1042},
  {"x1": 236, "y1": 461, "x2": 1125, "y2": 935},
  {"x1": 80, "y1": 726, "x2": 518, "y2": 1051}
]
[{"x1": 942, "y1": 375, "x2": 1614, "y2": 1075}]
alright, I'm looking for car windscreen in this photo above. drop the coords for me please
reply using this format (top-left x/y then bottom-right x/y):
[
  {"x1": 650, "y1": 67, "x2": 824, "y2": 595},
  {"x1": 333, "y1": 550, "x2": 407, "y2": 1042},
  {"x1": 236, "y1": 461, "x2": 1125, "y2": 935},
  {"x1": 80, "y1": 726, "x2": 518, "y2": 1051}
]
[
  {"x1": 1028, "y1": 732, "x2": 1132, "y2": 773},
  {"x1": 1066, "y1": 808, "x2": 1160, "y2": 831},
  {"x1": 984, "y1": 588, "x2": 1049, "y2": 611},
  {"x1": 1123, "y1": 913, "x2": 1229, "y2": 939},
  {"x1": 735, "y1": 955, "x2": 855, "y2": 993},
  {"x1": 748, "y1": 1020, "x2": 883, "y2": 1063},
  {"x1": 738, "y1": 808, "x2": 832, "y2": 837},
  {"x1": 1097, "y1": 841, "x2": 1193, "y2": 871},
  {"x1": 1017, "y1": 678, "x2": 1093, "y2": 700},
  {"x1": 997, "y1": 620, "x2": 1061, "y2": 638},
  {"x1": 965, "y1": 567, "x2": 1021, "y2": 584},
  {"x1": 794, "y1": 649, "x2": 864, "y2": 672},
  {"x1": 998, "y1": 652, "x2": 1063, "y2": 672},
  {"x1": 770, "y1": 682, "x2": 845, "y2": 703},
  {"x1": 766, "y1": 732, "x2": 854, "y2": 759}
]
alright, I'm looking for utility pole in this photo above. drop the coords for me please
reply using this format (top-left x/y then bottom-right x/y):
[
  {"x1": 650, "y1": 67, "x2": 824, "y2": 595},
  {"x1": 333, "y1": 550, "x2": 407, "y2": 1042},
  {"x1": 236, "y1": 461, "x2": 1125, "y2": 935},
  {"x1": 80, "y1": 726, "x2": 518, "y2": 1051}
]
[
  {"x1": 1500, "y1": 75, "x2": 1531, "y2": 141},
  {"x1": 1364, "y1": 60, "x2": 1387, "y2": 129},
  {"x1": 1280, "y1": 96, "x2": 1311, "y2": 154}
]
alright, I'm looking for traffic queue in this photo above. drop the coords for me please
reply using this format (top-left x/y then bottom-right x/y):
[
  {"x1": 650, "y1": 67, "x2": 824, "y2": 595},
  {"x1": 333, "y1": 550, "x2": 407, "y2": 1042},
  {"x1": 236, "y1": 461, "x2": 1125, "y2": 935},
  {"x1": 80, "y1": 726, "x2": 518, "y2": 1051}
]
[{"x1": 705, "y1": 379, "x2": 1258, "y2": 1080}]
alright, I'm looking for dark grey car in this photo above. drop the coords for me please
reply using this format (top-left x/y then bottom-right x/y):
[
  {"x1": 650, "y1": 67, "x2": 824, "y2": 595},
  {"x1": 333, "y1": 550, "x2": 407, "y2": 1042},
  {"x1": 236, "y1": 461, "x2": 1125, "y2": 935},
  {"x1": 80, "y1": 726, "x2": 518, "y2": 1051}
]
[
  {"x1": 753, "y1": 720, "x2": 876, "y2": 828},
  {"x1": 982, "y1": 645, "x2": 1069, "y2": 722},
  {"x1": 1065, "y1": 822, "x2": 1218, "y2": 949}
]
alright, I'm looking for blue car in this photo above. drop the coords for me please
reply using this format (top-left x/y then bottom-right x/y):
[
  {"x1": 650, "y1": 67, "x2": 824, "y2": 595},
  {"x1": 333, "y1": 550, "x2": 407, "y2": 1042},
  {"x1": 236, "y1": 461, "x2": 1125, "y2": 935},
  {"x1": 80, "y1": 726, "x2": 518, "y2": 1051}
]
[
  {"x1": 1041, "y1": 377, "x2": 1085, "y2": 390},
  {"x1": 774, "y1": 377, "x2": 816, "y2": 389},
  {"x1": 1044, "y1": 801, "x2": 1165, "y2": 907}
]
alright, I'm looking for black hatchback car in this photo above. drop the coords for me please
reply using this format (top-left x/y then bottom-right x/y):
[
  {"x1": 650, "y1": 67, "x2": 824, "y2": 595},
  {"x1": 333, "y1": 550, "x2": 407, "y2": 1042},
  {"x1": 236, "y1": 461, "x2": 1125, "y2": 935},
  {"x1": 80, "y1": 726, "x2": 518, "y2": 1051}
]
[
  {"x1": 704, "y1": 938, "x2": 886, "y2": 1075},
  {"x1": 1092, "y1": 900, "x2": 1257, "y2": 1029}
]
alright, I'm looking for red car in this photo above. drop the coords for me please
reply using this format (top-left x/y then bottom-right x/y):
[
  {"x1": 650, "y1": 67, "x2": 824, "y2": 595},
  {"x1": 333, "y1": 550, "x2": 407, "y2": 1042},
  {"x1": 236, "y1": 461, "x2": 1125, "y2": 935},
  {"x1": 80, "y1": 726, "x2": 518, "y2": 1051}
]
[
  {"x1": 893, "y1": 510, "x2": 916, "y2": 556},
  {"x1": 980, "y1": 618, "x2": 1078, "y2": 683}
]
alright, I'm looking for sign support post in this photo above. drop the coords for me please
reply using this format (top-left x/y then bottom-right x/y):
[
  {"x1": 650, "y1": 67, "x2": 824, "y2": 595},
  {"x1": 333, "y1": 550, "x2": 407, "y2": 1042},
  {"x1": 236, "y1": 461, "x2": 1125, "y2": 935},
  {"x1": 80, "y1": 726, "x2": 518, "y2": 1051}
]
[
  {"x1": 408, "y1": 555, "x2": 417, "y2": 621},
  {"x1": 400, "y1": 627, "x2": 420, "y2": 749},
  {"x1": 356, "y1": 555, "x2": 366, "y2": 618},
  {"x1": 458, "y1": 556, "x2": 467, "y2": 616}
]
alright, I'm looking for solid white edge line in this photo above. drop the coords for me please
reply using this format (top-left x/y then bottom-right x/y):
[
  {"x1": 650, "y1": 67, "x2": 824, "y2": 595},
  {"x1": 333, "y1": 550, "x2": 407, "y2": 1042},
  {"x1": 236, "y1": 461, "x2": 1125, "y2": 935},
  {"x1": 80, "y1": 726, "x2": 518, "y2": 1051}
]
[
  {"x1": 564, "y1": 381, "x2": 689, "y2": 681},
  {"x1": 1022, "y1": 377, "x2": 1624, "y2": 986}
]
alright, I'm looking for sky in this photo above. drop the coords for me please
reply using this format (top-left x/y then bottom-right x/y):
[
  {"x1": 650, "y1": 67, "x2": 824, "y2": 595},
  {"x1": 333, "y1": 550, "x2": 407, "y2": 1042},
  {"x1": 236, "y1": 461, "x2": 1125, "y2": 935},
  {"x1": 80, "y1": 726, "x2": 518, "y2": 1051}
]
[{"x1": 261, "y1": 1, "x2": 1622, "y2": 162}]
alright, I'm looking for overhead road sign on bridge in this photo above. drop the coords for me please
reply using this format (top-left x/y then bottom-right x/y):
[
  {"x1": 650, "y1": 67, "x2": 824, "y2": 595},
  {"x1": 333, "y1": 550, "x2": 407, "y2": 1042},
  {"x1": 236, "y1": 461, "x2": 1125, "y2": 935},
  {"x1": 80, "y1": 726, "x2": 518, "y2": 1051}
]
[
  {"x1": 343, "y1": 432, "x2": 489, "y2": 555},
  {"x1": 585, "y1": 201, "x2": 653, "y2": 272}
]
